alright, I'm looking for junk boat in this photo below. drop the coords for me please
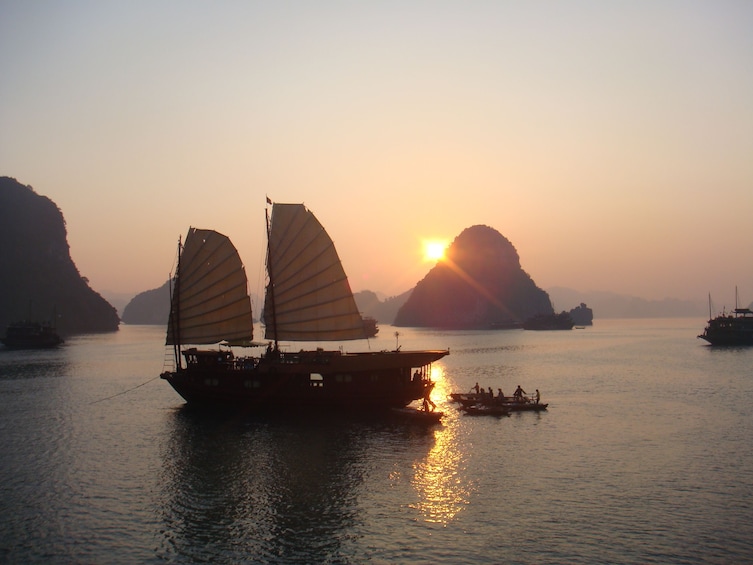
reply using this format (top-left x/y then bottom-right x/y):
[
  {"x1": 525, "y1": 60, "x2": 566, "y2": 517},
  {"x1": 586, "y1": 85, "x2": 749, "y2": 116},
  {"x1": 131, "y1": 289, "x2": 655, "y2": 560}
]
[
  {"x1": 160, "y1": 201, "x2": 448, "y2": 411},
  {"x1": 1, "y1": 320, "x2": 62, "y2": 349},
  {"x1": 698, "y1": 291, "x2": 753, "y2": 346}
]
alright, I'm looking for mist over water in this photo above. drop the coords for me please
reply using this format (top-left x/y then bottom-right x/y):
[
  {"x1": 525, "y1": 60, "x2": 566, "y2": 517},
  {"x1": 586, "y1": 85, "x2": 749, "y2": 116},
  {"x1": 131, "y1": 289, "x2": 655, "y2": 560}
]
[{"x1": 1, "y1": 320, "x2": 752, "y2": 564}]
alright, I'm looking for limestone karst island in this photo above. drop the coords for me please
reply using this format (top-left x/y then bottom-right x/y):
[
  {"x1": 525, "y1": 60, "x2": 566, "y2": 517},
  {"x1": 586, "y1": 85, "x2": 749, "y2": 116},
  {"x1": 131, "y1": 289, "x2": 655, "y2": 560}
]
[{"x1": 0, "y1": 177, "x2": 120, "y2": 335}]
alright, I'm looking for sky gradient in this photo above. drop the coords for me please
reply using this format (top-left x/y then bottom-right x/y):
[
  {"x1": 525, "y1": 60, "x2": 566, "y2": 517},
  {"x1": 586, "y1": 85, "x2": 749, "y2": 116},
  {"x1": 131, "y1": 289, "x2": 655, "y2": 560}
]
[{"x1": 2, "y1": 1, "x2": 752, "y2": 308}]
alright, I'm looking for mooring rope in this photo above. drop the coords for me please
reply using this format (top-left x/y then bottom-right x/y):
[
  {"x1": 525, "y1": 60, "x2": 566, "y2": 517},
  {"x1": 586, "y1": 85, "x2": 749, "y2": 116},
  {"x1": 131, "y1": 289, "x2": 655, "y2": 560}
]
[{"x1": 88, "y1": 375, "x2": 160, "y2": 405}]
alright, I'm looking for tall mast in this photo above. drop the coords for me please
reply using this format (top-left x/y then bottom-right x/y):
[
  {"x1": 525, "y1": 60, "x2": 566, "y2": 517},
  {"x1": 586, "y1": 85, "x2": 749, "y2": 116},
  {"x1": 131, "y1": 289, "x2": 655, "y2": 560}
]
[
  {"x1": 265, "y1": 202, "x2": 279, "y2": 350},
  {"x1": 170, "y1": 235, "x2": 182, "y2": 369}
]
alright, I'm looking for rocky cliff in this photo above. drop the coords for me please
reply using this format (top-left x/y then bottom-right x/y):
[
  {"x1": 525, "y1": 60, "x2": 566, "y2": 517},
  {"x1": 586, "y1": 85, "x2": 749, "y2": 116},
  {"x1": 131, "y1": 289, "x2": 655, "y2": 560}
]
[
  {"x1": 121, "y1": 281, "x2": 171, "y2": 325},
  {"x1": 394, "y1": 225, "x2": 552, "y2": 328},
  {"x1": 0, "y1": 177, "x2": 120, "y2": 335},
  {"x1": 353, "y1": 289, "x2": 412, "y2": 325}
]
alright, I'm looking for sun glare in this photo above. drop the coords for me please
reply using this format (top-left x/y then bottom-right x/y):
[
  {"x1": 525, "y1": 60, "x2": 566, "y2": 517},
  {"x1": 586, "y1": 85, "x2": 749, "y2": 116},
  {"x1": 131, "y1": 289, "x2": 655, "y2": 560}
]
[{"x1": 423, "y1": 240, "x2": 448, "y2": 262}]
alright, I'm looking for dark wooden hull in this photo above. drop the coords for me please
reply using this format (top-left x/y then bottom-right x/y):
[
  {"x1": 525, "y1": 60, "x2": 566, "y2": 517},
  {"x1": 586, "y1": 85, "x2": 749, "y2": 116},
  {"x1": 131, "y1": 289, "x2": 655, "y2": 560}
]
[
  {"x1": 460, "y1": 405, "x2": 511, "y2": 417},
  {"x1": 698, "y1": 327, "x2": 753, "y2": 346},
  {"x1": 391, "y1": 407, "x2": 444, "y2": 423},
  {"x1": 698, "y1": 332, "x2": 753, "y2": 346},
  {"x1": 698, "y1": 311, "x2": 753, "y2": 346},
  {"x1": 1, "y1": 322, "x2": 63, "y2": 349},
  {"x1": 161, "y1": 348, "x2": 448, "y2": 410},
  {"x1": 450, "y1": 393, "x2": 548, "y2": 412}
]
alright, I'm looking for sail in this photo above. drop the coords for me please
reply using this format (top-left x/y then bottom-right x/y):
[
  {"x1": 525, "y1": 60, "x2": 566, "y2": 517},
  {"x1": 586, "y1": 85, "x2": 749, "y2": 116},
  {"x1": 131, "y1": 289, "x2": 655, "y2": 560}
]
[
  {"x1": 264, "y1": 203, "x2": 367, "y2": 341},
  {"x1": 166, "y1": 228, "x2": 254, "y2": 346}
]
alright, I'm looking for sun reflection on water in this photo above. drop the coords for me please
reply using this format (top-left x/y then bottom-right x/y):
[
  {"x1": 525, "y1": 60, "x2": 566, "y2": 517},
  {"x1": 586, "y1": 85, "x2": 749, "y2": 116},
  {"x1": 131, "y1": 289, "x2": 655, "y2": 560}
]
[{"x1": 409, "y1": 364, "x2": 471, "y2": 525}]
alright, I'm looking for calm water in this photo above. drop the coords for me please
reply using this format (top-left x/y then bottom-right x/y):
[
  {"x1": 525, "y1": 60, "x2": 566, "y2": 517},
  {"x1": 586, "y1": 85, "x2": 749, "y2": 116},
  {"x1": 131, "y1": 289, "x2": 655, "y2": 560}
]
[{"x1": 1, "y1": 320, "x2": 752, "y2": 564}]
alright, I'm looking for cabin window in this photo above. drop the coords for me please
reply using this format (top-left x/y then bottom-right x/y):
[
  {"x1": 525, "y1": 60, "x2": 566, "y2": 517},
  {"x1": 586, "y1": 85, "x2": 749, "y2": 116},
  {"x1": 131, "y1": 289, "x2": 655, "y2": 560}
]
[{"x1": 310, "y1": 373, "x2": 324, "y2": 388}]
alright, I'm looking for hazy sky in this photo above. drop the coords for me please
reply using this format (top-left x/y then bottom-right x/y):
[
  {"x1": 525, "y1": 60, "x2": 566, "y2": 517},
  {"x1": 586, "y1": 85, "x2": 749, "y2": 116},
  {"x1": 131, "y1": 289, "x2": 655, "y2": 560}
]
[{"x1": 2, "y1": 1, "x2": 752, "y2": 306}]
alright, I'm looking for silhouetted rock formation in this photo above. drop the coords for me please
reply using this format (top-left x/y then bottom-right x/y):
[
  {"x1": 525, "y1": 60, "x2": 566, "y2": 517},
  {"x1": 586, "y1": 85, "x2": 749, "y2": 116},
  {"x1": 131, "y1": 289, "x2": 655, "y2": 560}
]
[
  {"x1": 394, "y1": 225, "x2": 552, "y2": 328},
  {"x1": 122, "y1": 279, "x2": 261, "y2": 326},
  {"x1": 121, "y1": 281, "x2": 171, "y2": 324},
  {"x1": 547, "y1": 287, "x2": 704, "y2": 318},
  {"x1": 569, "y1": 303, "x2": 593, "y2": 325},
  {"x1": 354, "y1": 289, "x2": 412, "y2": 324},
  {"x1": 0, "y1": 177, "x2": 120, "y2": 334}
]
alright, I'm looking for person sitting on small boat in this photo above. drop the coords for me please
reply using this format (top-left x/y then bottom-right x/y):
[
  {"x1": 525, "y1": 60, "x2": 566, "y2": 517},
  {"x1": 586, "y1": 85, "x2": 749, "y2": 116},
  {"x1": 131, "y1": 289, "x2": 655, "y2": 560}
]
[
  {"x1": 513, "y1": 385, "x2": 526, "y2": 401},
  {"x1": 497, "y1": 388, "x2": 505, "y2": 399},
  {"x1": 487, "y1": 387, "x2": 494, "y2": 398}
]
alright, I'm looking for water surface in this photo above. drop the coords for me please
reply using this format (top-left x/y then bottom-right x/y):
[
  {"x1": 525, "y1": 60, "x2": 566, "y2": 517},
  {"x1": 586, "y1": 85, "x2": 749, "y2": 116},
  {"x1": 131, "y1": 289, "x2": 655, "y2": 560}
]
[{"x1": 1, "y1": 320, "x2": 751, "y2": 563}]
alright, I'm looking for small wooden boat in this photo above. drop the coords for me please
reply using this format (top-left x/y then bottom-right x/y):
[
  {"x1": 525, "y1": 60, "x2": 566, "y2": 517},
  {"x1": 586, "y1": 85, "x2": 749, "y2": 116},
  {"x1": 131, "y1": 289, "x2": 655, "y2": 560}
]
[
  {"x1": 460, "y1": 404, "x2": 511, "y2": 417},
  {"x1": 391, "y1": 407, "x2": 444, "y2": 423},
  {"x1": 503, "y1": 399, "x2": 548, "y2": 412},
  {"x1": 450, "y1": 392, "x2": 548, "y2": 412},
  {"x1": 449, "y1": 392, "x2": 485, "y2": 403}
]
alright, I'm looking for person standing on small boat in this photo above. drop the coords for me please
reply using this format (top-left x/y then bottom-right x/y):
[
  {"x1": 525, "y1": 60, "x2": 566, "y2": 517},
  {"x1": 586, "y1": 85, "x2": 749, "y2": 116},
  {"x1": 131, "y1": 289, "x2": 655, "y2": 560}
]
[
  {"x1": 422, "y1": 391, "x2": 436, "y2": 412},
  {"x1": 514, "y1": 385, "x2": 526, "y2": 400},
  {"x1": 535, "y1": 389, "x2": 540, "y2": 404}
]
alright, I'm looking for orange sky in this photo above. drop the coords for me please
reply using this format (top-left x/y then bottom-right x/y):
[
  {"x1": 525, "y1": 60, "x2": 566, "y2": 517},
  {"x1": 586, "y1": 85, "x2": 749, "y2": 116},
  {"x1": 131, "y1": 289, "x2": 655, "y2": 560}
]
[{"x1": 2, "y1": 1, "x2": 752, "y2": 306}]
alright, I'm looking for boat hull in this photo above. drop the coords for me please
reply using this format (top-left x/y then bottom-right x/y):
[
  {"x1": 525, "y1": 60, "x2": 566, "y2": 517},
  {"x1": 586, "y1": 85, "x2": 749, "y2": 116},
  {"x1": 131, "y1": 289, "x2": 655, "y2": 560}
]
[
  {"x1": 698, "y1": 312, "x2": 753, "y2": 346},
  {"x1": 1, "y1": 322, "x2": 63, "y2": 349},
  {"x1": 460, "y1": 405, "x2": 511, "y2": 417},
  {"x1": 698, "y1": 332, "x2": 753, "y2": 346},
  {"x1": 161, "y1": 348, "x2": 448, "y2": 410},
  {"x1": 391, "y1": 407, "x2": 444, "y2": 423},
  {"x1": 450, "y1": 392, "x2": 548, "y2": 412}
]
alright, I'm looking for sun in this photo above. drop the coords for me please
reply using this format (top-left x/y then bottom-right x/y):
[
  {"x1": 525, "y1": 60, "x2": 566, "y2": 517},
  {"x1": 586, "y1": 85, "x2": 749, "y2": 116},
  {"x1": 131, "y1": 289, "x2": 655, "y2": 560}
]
[{"x1": 423, "y1": 240, "x2": 448, "y2": 262}]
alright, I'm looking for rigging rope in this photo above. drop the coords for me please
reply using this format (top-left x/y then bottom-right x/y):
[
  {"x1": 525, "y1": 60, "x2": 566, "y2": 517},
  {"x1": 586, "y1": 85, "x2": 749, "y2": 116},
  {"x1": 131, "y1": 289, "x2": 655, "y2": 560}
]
[{"x1": 88, "y1": 376, "x2": 160, "y2": 405}]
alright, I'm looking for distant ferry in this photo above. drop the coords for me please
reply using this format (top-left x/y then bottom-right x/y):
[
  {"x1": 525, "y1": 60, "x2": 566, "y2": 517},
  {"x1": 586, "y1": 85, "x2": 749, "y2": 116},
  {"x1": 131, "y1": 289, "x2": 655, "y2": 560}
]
[
  {"x1": 523, "y1": 311, "x2": 574, "y2": 331},
  {"x1": 362, "y1": 316, "x2": 379, "y2": 337},
  {"x1": 698, "y1": 291, "x2": 753, "y2": 346},
  {"x1": 1, "y1": 320, "x2": 63, "y2": 349}
]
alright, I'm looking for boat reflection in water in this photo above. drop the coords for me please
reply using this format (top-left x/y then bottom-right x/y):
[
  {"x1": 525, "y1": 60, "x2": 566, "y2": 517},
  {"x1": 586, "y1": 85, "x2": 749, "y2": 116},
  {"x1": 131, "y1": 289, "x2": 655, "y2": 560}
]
[
  {"x1": 158, "y1": 407, "x2": 361, "y2": 562},
  {"x1": 157, "y1": 399, "x2": 457, "y2": 562}
]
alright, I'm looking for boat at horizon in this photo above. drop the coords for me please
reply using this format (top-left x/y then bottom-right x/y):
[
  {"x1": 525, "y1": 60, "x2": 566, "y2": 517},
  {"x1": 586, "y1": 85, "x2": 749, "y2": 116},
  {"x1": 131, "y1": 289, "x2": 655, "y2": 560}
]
[
  {"x1": 698, "y1": 290, "x2": 753, "y2": 346},
  {"x1": 1, "y1": 319, "x2": 63, "y2": 349},
  {"x1": 523, "y1": 311, "x2": 574, "y2": 331},
  {"x1": 160, "y1": 201, "x2": 448, "y2": 412}
]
